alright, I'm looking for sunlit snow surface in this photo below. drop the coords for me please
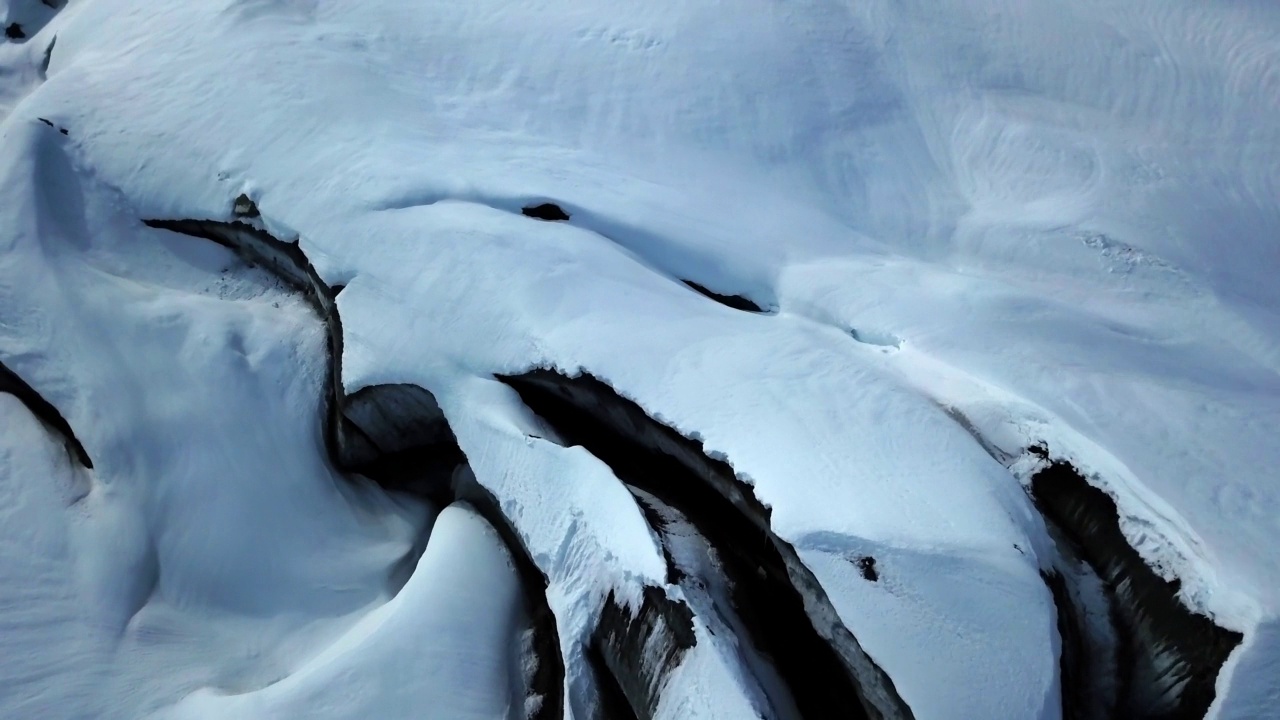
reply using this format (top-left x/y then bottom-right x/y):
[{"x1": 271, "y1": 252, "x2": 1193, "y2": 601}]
[{"x1": 1, "y1": 0, "x2": 1278, "y2": 718}]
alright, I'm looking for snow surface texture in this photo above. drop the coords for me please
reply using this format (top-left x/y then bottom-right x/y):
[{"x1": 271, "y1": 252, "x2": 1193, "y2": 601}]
[{"x1": 1, "y1": 0, "x2": 1278, "y2": 718}]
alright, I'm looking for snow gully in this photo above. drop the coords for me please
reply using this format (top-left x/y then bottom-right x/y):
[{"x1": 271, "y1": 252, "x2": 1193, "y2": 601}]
[{"x1": 499, "y1": 369, "x2": 914, "y2": 720}]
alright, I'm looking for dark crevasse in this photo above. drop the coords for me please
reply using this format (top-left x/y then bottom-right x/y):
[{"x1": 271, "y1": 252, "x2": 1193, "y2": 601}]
[
  {"x1": 339, "y1": 383, "x2": 466, "y2": 493},
  {"x1": 0, "y1": 360, "x2": 92, "y2": 468},
  {"x1": 1049, "y1": 506, "x2": 1125, "y2": 720},
  {"x1": 587, "y1": 639, "x2": 644, "y2": 720},
  {"x1": 1029, "y1": 451, "x2": 1243, "y2": 720},
  {"x1": 1040, "y1": 513, "x2": 1125, "y2": 720},
  {"x1": 940, "y1": 408, "x2": 1240, "y2": 719},
  {"x1": 511, "y1": 200, "x2": 768, "y2": 315},
  {"x1": 629, "y1": 486, "x2": 804, "y2": 720},
  {"x1": 1043, "y1": 565, "x2": 1121, "y2": 720},
  {"x1": 1043, "y1": 570, "x2": 1090, "y2": 720},
  {"x1": 450, "y1": 468, "x2": 566, "y2": 720},
  {"x1": 142, "y1": 219, "x2": 355, "y2": 463},
  {"x1": 40, "y1": 35, "x2": 56, "y2": 77},
  {"x1": 680, "y1": 280, "x2": 770, "y2": 314},
  {"x1": 499, "y1": 369, "x2": 914, "y2": 720},
  {"x1": 143, "y1": 215, "x2": 563, "y2": 720}
]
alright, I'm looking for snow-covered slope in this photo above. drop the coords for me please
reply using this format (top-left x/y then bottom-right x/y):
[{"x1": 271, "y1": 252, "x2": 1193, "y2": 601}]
[{"x1": 1, "y1": 0, "x2": 1277, "y2": 718}]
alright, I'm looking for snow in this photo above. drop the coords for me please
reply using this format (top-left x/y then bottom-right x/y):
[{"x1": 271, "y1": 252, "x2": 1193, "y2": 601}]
[
  {"x1": 2, "y1": 0, "x2": 1278, "y2": 717},
  {"x1": 798, "y1": 545, "x2": 1061, "y2": 720},
  {"x1": 160, "y1": 502, "x2": 529, "y2": 720}
]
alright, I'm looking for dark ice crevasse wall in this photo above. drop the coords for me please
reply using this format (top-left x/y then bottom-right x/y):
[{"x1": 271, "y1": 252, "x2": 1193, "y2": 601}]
[
  {"x1": 591, "y1": 586, "x2": 697, "y2": 720},
  {"x1": 143, "y1": 213, "x2": 1244, "y2": 720},
  {"x1": 0, "y1": 359, "x2": 93, "y2": 468},
  {"x1": 1028, "y1": 451, "x2": 1242, "y2": 720},
  {"x1": 946, "y1": 408, "x2": 1241, "y2": 720},
  {"x1": 500, "y1": 369, "x2": 915, "y2": 720}
]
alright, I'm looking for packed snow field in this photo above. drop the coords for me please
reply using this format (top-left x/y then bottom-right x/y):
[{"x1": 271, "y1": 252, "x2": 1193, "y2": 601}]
[{"x1": 1, "y1": 0, "x2": 1277, "y2": 718}]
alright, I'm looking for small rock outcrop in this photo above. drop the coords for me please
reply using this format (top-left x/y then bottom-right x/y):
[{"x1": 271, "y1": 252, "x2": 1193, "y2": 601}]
[
  {"x1": 522, "y1": 203, "x2": 571, "y2": 222},
  {"x1": 681, "y1": 280, "x2": 768, "y2": 314}
]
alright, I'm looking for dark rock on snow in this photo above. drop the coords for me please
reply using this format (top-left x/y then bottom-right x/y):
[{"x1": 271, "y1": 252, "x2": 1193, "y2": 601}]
[
  {"x1": 522, "y1": 202, "x2": 571, "y2": 221},
  {"x1": 681, "y1": 280, "x2": 768, "y2": 314}
]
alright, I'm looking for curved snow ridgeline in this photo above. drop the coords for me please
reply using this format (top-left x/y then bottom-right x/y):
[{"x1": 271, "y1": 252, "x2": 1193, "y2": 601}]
[{"x1": 2, "y1": 0, "x2": 1278, "y2": 718}]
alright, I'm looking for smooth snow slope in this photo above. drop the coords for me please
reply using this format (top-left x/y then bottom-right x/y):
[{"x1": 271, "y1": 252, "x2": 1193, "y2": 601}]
[{"x1": 1, "y1": 0, "x2": 1278, "y2": 718}]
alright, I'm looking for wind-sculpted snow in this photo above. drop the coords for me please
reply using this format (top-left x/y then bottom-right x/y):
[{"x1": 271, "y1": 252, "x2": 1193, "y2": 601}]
[{"x1": 2, "y1": 0, "x2": 1279, "y2": 718}]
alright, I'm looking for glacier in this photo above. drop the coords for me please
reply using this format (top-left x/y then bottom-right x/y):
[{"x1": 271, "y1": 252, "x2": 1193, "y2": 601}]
[{"x1": 1, "y1": 0, "x2": 1278, "y2": 718}]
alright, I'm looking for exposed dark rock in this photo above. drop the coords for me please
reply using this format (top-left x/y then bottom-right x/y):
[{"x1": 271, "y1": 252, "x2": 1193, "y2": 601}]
[
  {"x1": 40, "y1": 36, "x2": 55, "y2": 75},
  {"x1": 681, "y1": 280, "x2": 768, "y2": 313},
  {"x1": 592, "y1": 587, "x2": 697, "y2": 720},
  {"x1": 856, "y1": 557, "x2": 879, "y2": 583},
  {"x1": 0, "y1": 360, "x2": 92, "y2": 468},
  {"x1": 500, "y1": 369, "x2": 914, "y2": 720},
  {"x1": 5, "y1": 23, "x2": 24, "y2": 41},
  {"x1": 232, "y1": 193, "x2": 260, "y2": 219},
  {"x1": 1030, "y1": 456, "x2": 1243, "y2": 719},
  {"x1": 522, "y1": 203, "x2": 570, "y2": 222},
  {"x1": 35, "y1": 117, "x2": 68, "y2": 135},
  {"x1": 143, "y1": 217, "x2": 563, "y2": 720}
]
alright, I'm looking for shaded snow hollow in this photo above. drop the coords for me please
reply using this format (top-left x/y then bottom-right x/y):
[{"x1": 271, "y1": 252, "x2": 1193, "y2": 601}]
[{"x1": 2, "y1": 0, "x2": 1279, "y2": 718}]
